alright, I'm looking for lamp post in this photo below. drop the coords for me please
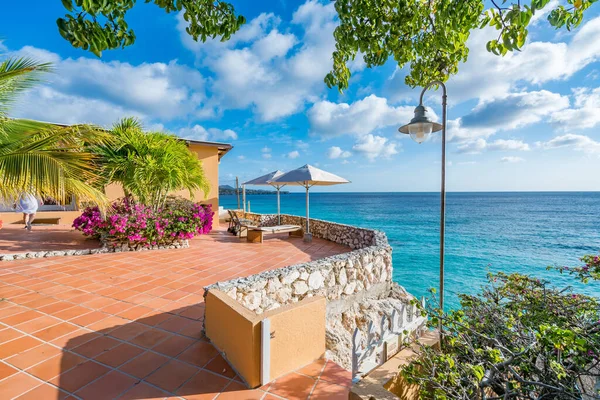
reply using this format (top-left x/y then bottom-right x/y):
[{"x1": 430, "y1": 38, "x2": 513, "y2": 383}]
[{"x1": 398, "y1": 80, "x2": 447, "y2": 318}]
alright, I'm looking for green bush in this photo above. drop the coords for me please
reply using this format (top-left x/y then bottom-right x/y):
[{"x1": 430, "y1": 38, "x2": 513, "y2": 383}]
[{"x1": 402, "y1": 259, "x2": 600, "y2": 399}]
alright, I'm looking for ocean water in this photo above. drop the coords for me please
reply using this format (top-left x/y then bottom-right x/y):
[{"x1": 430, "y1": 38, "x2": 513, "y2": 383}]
[{"x1": 220, "y1": 192, "x2": 600, "y2": 308}]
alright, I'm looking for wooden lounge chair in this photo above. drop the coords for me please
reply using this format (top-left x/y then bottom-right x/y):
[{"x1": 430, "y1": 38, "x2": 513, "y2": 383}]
[
  {"x1": 244, "y1": 225, "x2": 303, "y2": 243},
  {"x1": 227, "y1": 210, "x2": 254, "y2": 236}
]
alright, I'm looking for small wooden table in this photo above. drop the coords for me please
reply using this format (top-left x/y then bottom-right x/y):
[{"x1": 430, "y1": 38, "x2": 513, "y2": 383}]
[
  {"x1": 32, "y1": 217, "x2": 62, "y2": 225},
  {"x1": 243, "y1": 225, "x2": 303, "y2": 243}
]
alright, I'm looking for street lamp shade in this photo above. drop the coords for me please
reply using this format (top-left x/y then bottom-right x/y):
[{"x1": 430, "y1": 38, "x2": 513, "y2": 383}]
[{"x1": 398, "y1": 105, "x2": 443, "y2": 144}]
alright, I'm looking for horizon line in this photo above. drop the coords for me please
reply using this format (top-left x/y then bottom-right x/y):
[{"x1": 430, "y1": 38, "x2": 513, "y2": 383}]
[{"x1": 221, "y1": 190, "x2": 600, "y2": 194}]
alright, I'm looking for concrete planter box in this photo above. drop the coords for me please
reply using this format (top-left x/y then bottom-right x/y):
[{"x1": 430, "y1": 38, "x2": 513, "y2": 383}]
[{"x1": 204, "y1": 289, "x2": 326, "y2": 388}]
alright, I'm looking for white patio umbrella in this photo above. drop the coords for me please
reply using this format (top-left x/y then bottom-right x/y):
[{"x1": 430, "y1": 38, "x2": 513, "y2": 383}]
[
  {"x1": 243, "y1": 170, "x2": 286, "y2": 224},
  {"x1": 272, "y1": 164, "x2": 349, "y2": 241}
]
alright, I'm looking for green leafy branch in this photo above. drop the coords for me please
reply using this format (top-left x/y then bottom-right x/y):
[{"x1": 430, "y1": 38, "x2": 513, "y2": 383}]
[
  {"x1": 57, "y1": 0, "x2": 245, "y2": 57},
  {"x1": 326, "y1": 0, "x2": 598, "y2": 92},
  {"x1": 550, "y1": 254, "x2": 600, "y2": 284}
]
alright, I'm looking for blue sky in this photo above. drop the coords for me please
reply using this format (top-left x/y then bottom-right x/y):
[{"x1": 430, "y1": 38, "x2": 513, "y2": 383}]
[{"x1": 2, "y1": 0, "x2": 600, "y2": 192}]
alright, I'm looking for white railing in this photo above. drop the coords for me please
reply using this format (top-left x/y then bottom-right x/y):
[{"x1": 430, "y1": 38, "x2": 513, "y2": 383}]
[{"x1": 351, "y1": 297, "x2": 427, "y2": 382}]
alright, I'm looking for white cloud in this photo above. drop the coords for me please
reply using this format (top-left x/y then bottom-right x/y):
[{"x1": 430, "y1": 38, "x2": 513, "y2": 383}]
[
  {"x1": 252, "y1": 29, "x2": 298, "y2": 60},
  {"x1": 308, "y1": 95, "x2": 415, "y2": 138},
  {"x1": 352, "y1": 134, "x2": 399, "y2": 161},
  {"x1": 537, "y1": 134, "x2": 600, "y2": 154},
  {"x1": 452, "y1": 17, "x2": 600, "y2": 102},
  {"x1": 551, "y1": 87, "x2": 600, "y2": 131},
  {"x1": 12, "y1": 86, "x2": 141, "y2": 126},
  {"x1": 487, "y1": 139, "x2": 530, "y2": 152},
  {"x1": 456, "y1": 138, "x2": 530, "y2": 154},
  {"x1": 530, "y1": 0, "x2": 560, "y2": 24},
  {"x1": 295, "y1": 140, "x2": 310, "y2": 150},
  {"x1": 455, "y1": 139, "x2": 487, "y2": 154},
  {"x1": 9, "y1": 46, "x2": 208, "y2": 126},
  {"x1": 500, "y1": 156, "x2": 525, "y2": 163},
  {"x1": 179, "y1": 12, "x2": 281, "y2": 55},
  {"x1": 178, "y1": 125, "x2": 209, "y2": 141},
  {"x1": 287, "y1": 150, "x2": 300, "y2": 159},
  {"x1": 386, "y1": 17, "x2": 600, "y2": 104},
  {"x1": 179, "y1": 0, "x2": 341, "y2": 122},
  {"x1": 211, "y1": 128, "x2": 238, "y2": 141},
  {"x1": 449, "y1": 90, "x2": 569, "y2": 142},
  {"x1": 327, "y1": 146, "x2": 352, "y2": 159},
  {"x1": 177, "y1": 125, "x2": 238, "y2": 142}
]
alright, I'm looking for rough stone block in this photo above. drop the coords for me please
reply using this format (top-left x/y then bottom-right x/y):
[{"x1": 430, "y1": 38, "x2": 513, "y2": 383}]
[
  {"x1": 308, "y1": 271, "x2": 324, "y2": 290},
  {"x1": 242, "y1": 292, "x2": 262, "y2": 311},
  {"x1": 281, "y1": 270, "x2": 300, "y2": 284},
  {"x1": 293, "y1": 281, "x2": 309, "y2": 296}
]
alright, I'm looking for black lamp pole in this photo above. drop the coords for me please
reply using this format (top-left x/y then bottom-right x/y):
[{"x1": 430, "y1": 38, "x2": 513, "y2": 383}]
[{"x1": 399, "y1": 80, "x2": 447, "y2": 318}]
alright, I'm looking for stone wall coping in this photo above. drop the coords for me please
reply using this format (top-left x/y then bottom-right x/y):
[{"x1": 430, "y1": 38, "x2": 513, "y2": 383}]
[
  {"x1": 205, "y1": 213, "x2": 391, "y2": 295},
  {"x1": 208, "y1": 246, "x2": 384, "y2": 293},
  {"x1": 243, "y1": 212, "x2": 390, "y2": 248},
  {"x1": 0, "y1": 240, "x2": 189, "y2": 262},
  {"x1": 209, "y1": 288, "x2": 327, "y2": 324}
]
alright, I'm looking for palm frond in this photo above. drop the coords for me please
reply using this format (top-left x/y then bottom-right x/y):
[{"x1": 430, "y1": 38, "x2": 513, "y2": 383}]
[
  {"x1": 93, "y1": 119, "x2": 210, "y2": 209},
  {"x1": 0, "y1": 119, "x2": 108, "y2": 207},
  {"x1": 0, "y1": 57, "x2": 53, "y2": 116}
]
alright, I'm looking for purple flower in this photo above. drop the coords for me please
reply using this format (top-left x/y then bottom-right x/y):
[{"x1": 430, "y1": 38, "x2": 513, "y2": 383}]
[{"x1": 73, "y1": 197, "x2": 213, "y2": 247}]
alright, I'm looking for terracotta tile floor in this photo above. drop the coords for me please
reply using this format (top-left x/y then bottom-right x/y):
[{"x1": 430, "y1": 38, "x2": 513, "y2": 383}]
[
  {"x1": 0, "y1": 225, "x2": 101, "y2": 253},
  {"x1": 0, "y1": 226, "x2": 351, "y2": 399}
]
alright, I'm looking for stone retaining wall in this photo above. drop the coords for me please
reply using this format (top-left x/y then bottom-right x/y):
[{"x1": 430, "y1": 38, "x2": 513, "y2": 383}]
[
  {"x1": 0, "y1": 240, "x2": 189, "y2": 262},
  {"x1": 242, "y1": 212, "x2": 378, "y2": 250},
  {"x1": 206, "y1": 213, "x2": 392, "y2": 314}
]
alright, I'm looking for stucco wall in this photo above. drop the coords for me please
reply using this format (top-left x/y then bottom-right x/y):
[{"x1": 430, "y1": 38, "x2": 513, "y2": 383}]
[
  {"x1": 105, "y1": 144, "x2": 221, "y2": 230},
  {"x1": 204, "y1": 289, "x2": 326, "y2": 388},
  {"x1": 269, "y1": 296, "x2": 326, "y2": 381},
  {"x1": 206, "y1": 213, "x2": 392, "y2": 314},
  {"x1": 0, "y1": 211, "x2": 81, "y2": 225},
  {"x1": 205, "y1": 290, "x2": 261, "y2": 387},
  {"x1": 173, "y1": 144, "x2": 220, "y2": 230},
  {"x1": 2, "y1": 143, "x2": 223, "y2": 229}
]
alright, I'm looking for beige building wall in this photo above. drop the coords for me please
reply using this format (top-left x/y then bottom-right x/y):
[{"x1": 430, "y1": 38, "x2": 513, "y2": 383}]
[
  {"x1": 172, "y1": 144, "x2": 220, "y2": 230},
  {"x1": 0, "y1": 211, "x2": 81, "y2": 225},
  {"x1": 1, "y1": 143, "x2": 223, "y2": 229}
]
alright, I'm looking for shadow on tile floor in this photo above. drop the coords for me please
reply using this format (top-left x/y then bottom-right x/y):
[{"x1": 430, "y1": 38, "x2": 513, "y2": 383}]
[{"x1": 1, "y1": 303, "x2": 351, "y2": 399}]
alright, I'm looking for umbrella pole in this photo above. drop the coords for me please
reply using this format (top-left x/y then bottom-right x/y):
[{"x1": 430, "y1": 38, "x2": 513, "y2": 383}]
[
  {"x1": 304, "y1": 184, "x2": 312, "y2": 242},
  {"x1": 277, "y1": 186, "x2": 281, "y2": 225},
  {"x1": 242, "y1": 185, "x2": 246, "y2": 214}
]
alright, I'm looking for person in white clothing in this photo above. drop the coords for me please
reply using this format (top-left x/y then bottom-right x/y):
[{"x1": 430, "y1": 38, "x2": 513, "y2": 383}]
[{"x1": 17, "y1": 192, "x2": 40, "y2": 231}]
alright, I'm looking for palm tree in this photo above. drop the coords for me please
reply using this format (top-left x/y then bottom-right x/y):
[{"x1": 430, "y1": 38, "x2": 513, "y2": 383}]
[
  {"x1": 0, "y1": 56, "x2": 107, "y2": 206},
  {"x1": 94, "y1": 117, "x2": 210, "y2": 210},
  {"x1": 0, "y1": 58, "x2": 52, "y2": 118}
]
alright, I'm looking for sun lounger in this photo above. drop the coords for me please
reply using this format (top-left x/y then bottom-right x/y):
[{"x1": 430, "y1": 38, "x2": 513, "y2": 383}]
[
  {"x1": 243, "y1": 225, "x2": 303, "y2": 243},
  {"x1": 228, "y1": 210, "x2": 254, "y2": 236}
]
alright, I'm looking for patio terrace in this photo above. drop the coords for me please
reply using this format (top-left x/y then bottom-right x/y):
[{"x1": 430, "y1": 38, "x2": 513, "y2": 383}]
[{"x1": 0, "y1": 225, "x2": 351, "y2": 399}]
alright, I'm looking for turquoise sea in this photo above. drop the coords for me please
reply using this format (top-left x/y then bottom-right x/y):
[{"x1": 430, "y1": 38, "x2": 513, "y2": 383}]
[{"x1": 220, "y1": 192, "x2": 600, "y2": 308}]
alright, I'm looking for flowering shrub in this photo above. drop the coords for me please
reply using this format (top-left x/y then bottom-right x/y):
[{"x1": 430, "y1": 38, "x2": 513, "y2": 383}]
[
  {"x1": 551, "y1": 254, "x2": 600, "y2": 283},
  {"x1": 73, "y1": 196, "x2": 213, "y2": 248},
  {"x1": 402, "y1": 270, "x2": 600, "y2": 398}
]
